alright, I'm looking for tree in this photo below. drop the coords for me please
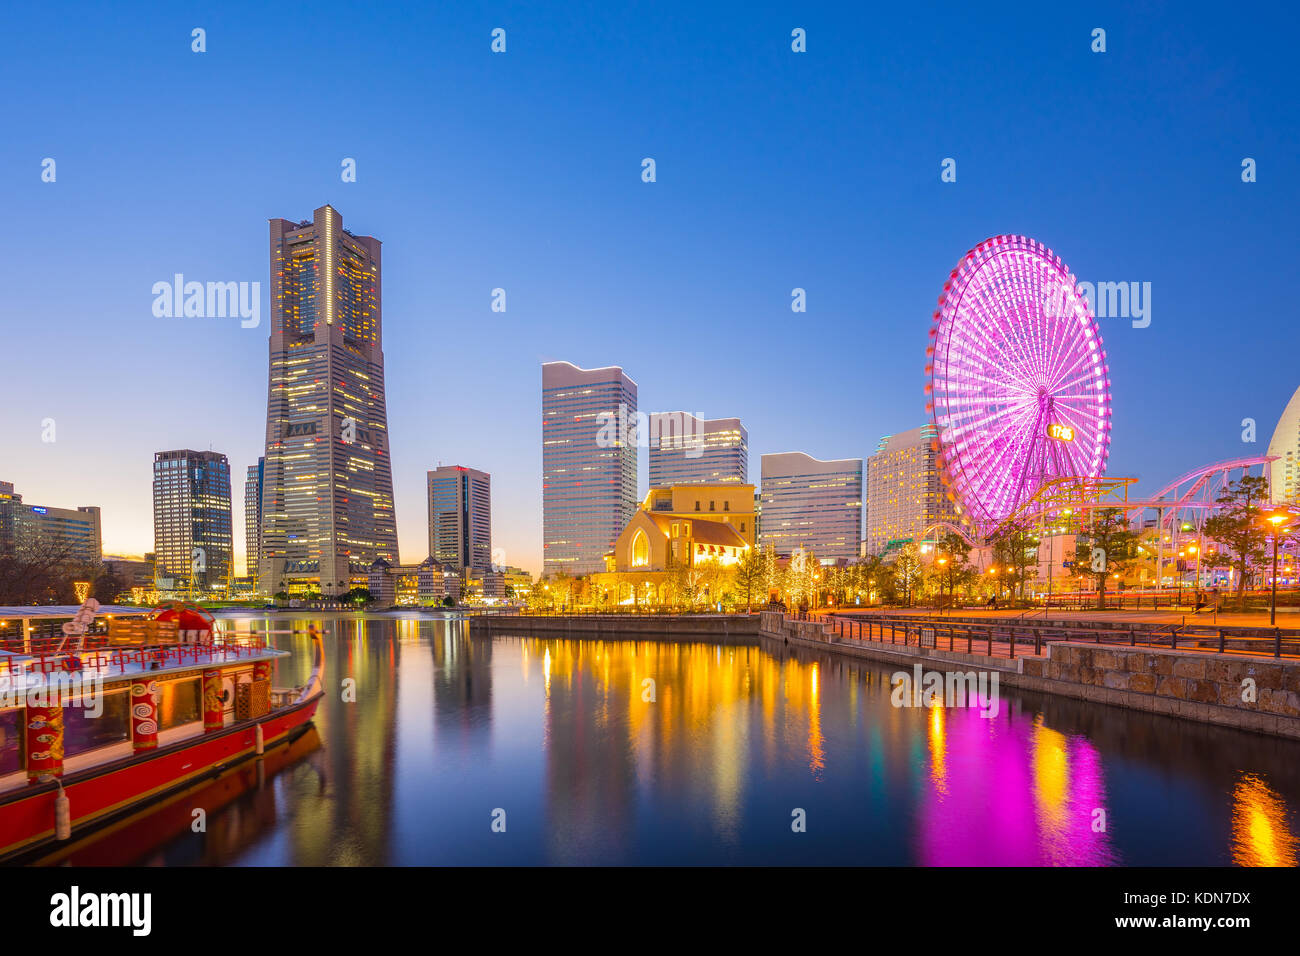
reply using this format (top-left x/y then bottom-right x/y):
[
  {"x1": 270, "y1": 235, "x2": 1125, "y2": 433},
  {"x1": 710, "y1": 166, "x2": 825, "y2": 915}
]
[
  {"x1": 852, "y1": 554, "x2": 889, "y2": 605},
  {"x1": 892, "y1": 543, "x2": 922, "y2": 607},
  {"x1": 785, "y1": 548, "x2": 819, "y2": 609},
  {"x1": 987, "y1": 522, "x2": 1035, "y2": 602},
  {"x1": 1072, "y1": 508, "x2": 1140, "y2": 609},
  {"x1": 341, "y1": 587, "x2": 374, "y2": 607},
  {"x1": 734, "y1": 546, "x2": 765, "y2": 611},
  {"x1": 666, "y1": 554, "x2": 705, "y2": 608},
  {"x1": 933, "y1": 531, "x2": 974, "y2": 606},
  {"x1": 1204, "y1": 475, "x2": 1271, "y2": 609}
]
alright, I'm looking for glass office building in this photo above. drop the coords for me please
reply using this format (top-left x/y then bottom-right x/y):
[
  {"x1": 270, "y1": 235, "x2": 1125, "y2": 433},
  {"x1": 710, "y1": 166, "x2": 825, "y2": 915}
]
[
  {"x1": 542, "y1": 361, "x2": 638, "y2": 575},
  {"x1": 153, "y1": 449, "x2": 232, "y2": 595},
  {"x1": 647, "y1": 414, "x2": 747, "y2": 487},
  {"x1": 758, "y1": 451, "x2": 863, "y2": 563},
  {"x1": 427, "y1": 465, "x2": 492, "y2": 572},
  {"x1": 244, "y1": 457, "x2": 263, "y2": 580}
]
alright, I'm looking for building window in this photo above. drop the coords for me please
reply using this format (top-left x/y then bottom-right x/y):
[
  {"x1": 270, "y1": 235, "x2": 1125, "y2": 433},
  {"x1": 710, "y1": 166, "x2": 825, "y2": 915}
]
[
  {"x1": 724, "y1": 501, "x2": 730, "y2": 511},
  {"x1": 631, "y1": 529, "x2": 650, "y2": 568},
  {"x1": 695, "y1": 501, "x2": 700, "y2": 511}
]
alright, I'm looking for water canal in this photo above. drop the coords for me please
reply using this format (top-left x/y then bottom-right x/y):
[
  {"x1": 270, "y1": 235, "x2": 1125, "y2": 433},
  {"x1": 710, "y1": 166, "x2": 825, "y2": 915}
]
[{"x1": 44, "y1": 613, "x2": 1300, "y2": 866}]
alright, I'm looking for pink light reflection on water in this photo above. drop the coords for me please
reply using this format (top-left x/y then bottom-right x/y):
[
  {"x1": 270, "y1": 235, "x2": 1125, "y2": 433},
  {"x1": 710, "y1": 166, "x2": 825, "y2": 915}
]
[{"x1": 918, "y1": 705, "x2": 1117, "y2": 866}]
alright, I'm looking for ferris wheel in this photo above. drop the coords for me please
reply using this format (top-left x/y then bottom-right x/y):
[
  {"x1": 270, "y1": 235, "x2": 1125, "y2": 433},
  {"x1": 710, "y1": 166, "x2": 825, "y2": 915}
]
[{"x1": 925, "y1": 235, "x2": 1112, "y2": 532}]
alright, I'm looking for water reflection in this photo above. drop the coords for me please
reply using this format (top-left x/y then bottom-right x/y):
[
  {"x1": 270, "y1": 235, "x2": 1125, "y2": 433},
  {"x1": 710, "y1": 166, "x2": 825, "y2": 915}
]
[{"x1": 47, "y1": 615, "x2": 1300, "y2": 866}]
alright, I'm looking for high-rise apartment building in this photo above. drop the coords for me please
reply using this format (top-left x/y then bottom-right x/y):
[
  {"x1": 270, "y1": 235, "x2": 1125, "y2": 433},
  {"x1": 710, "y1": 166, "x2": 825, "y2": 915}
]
[
  {"x1": 647, "y1": 414, "x2": 747, "y2": 487},
  {"x1": 865, "y1": 424, "x2": 958, "y2": 555},
  {"x1": 758, "y1": 452, "x2": 863, "y2": 563},
  {"x1": 244, "y1": 457, "x2": 264, "y2": 580},
  {"x1": 427, "y1": 465, "x2": 492, "y2": 572},
  {"x1": 153, "y1": 449, "x2": 232, "y2": 595},
  {"x1": 542, "y1": 361, "x2": 638, "y2": 575},
  {"x1": 0, "y1": 481, "x2": 102, "y2": 564},
  {"x1": 259, "y1": 205, "x2": 399, "y2": 596}
]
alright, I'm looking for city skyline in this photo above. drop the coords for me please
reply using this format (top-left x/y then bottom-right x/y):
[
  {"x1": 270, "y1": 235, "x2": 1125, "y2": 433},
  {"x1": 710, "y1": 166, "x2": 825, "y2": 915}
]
[{"x1": 4, "y1": 4, "x2": 1298, "y2": 576}]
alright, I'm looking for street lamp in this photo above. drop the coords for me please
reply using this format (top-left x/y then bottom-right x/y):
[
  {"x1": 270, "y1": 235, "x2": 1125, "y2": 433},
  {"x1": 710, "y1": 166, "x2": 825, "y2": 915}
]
[{"x1": 1265, "y1": 513, "x2": 1288, "y2": 626}]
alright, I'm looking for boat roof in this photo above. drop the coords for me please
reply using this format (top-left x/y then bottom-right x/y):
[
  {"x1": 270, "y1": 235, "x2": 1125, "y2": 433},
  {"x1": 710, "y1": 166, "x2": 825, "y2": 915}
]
[{"x1": 0, "y1": 605, "x2": 151, "y2": 621}]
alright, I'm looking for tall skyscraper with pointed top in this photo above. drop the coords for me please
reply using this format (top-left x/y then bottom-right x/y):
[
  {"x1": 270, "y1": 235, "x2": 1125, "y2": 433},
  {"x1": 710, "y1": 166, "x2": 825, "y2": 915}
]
[{"x1": 258, "y1": 205, "x2": 398, "y2": 596}]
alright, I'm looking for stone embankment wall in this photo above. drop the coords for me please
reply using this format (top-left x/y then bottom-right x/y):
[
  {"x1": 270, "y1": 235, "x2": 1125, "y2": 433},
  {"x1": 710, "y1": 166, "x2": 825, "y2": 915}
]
[
  {"x1": 473, "y1": 613, "x2": 761, "y2": 641},
  {"x1": 757, "y1": 612, "x2": 1300, "y2": 739}
]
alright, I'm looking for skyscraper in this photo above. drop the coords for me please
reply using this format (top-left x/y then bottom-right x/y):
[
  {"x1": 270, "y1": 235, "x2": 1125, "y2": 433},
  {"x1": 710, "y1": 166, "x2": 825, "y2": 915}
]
[
  {"x1": 542, "y1": 361, "x2": 638, "y2": 575},
  {"x1": 153, "y1": 449, "x2": 232, "y2": 595},
  {"x1": 427, "y1": 465, "x2": 492, "y2": 572},
  {"x1": 647, "y1": 414, "x2": 748, "y2": 487},
  {"x1": 865, "y1": 424, "x2": 957, "y2": 555},
  {"x1": 259, "y1": 205, "x2": 398, "y2": 596},
  {"x1": 758, "y1": 452, "x2": 863, "y2": 563},
  {"x1": 244, "y1": 457, "x2": 263, "y2": 580}
]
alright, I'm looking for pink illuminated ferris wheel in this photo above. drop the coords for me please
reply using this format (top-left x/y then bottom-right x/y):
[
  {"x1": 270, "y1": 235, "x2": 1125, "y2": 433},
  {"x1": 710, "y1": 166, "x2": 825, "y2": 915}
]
[{"x1": 925, "y1": 235, "x2": 1112, "y2": 532}]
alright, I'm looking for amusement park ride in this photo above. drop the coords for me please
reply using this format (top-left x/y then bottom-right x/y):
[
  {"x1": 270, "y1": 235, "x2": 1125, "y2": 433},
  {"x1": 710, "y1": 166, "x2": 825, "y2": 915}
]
[{"x1": 920, "y1": 235, "x2": 1292, "y2": 580}]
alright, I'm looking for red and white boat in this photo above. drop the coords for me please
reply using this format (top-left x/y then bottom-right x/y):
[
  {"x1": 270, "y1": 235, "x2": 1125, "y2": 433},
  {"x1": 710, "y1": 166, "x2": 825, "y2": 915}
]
[{"x1": 0, "y1": 602, "x2": 323, "y2": 862}]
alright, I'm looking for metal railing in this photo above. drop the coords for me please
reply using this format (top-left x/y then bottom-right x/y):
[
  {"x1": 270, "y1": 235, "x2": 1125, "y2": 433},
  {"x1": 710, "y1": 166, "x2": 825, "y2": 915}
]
[
  {"x1": 809, "y1": 613, "x2": 1300, "y2": 660},
  {"x1": 465, "y1": 606, "x2": 763, "y2": 618}
]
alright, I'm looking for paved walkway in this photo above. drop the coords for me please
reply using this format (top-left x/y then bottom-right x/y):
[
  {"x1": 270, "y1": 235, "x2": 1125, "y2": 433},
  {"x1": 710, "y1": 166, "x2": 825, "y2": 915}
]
[{"x1": 821, "y1": 607, "x2": 1300, "y2": 630}]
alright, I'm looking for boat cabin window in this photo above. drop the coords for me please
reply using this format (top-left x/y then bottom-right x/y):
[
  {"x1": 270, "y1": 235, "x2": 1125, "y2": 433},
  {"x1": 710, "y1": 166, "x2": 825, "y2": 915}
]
[
  {"x1": 64, "y1": 690, "x2": 130, "y2": 757},
  {"x1": 0, "y1": 709, "x2": 19, "y2": 775},
  {"x1": 159, "y1": 677, "x2": 201, "y2": 730}
]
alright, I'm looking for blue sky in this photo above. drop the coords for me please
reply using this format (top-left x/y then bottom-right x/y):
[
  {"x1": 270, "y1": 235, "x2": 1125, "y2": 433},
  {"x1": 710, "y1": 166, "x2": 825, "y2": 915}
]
[{"x1": 2, "y1": 1, "x2": 1297, "y2": 574}]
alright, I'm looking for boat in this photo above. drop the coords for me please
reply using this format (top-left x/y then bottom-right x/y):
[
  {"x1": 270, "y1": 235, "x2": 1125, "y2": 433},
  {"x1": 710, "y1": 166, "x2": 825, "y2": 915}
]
[{"x1": 0, "y1": 601, "x2": 324, "y2": 862}]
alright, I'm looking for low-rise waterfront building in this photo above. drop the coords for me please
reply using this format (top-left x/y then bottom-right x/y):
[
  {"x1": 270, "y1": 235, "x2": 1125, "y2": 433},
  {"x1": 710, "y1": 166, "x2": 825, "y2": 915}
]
[
  {"x1": 366, "y1": 557, "x2": 461, "y2": 606},
  {"x1": 591, "y1": 484, "x2": 754, "y2": 605}
]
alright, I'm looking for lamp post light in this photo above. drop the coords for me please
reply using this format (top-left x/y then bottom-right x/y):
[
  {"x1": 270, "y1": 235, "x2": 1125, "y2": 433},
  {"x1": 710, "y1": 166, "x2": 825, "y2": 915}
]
[{"x1": 1265, "y1": 514, "x2": 1287, "y2": 626}]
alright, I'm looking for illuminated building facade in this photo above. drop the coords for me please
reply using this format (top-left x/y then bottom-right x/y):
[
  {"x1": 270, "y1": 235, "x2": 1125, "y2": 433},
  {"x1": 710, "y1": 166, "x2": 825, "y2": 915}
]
[
  {"x1": 1268, "y1": 384, "x2": 1300, "y2": 503},
  {"x1": 367, "y1": 557, "x2": 460, "y2": 606},
  {"x1": 427, "y1": 465, "x2": 492, "y2": 572},
  {"x1": 244, "y1": 457, "x2": 263, "y2": 580},
  {"x1": 758, "y1": 452, "x2": 862, "y2": 562},
  {"x1": 259, "y1": 205, "x2": 398, "y2": 596},
  {"x1": 153, "y1": 449, "x2": 232, "y2": 595},
  {"x1": 647, "y1": 414, "x2": 748, "y2": 487},
  {"x1": 865, "y1": 424, "x2": 957, "y2": 555},
  {"x1": 593, "y1": 484, "x2": 754, "y2": 604},
  {"x1": 542, "y1": 361, "x2": 638, "y2": 575},
  {"x1": 0, "y1": 480, "x2": 102, "y2": 564}
]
